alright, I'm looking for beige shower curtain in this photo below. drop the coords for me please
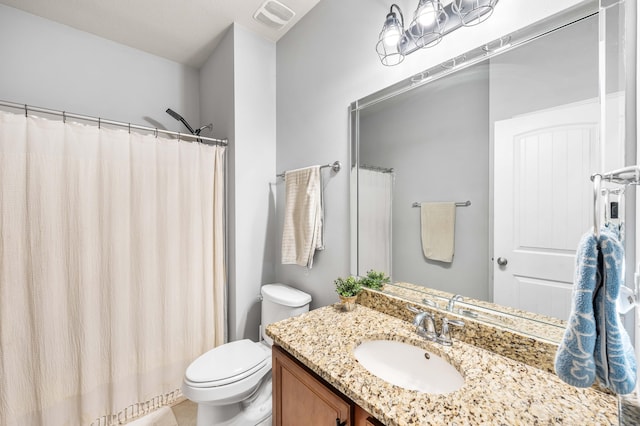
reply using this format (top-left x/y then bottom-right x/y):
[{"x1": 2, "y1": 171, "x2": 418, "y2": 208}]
[
  {"x1": 358, "y1": 168, "x2": 393, "y2": 275},
  {"x1": 0, "y1": 111, "x2": 226, "y2": 425}
]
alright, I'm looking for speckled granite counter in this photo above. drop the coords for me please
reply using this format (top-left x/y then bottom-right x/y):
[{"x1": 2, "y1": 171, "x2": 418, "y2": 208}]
[
  {"x1": 358, "y1": 288, "x2": 562, "y2": 374},
  {"x1": 266, "y1": 304, "x2": 617, "y2": 426}
]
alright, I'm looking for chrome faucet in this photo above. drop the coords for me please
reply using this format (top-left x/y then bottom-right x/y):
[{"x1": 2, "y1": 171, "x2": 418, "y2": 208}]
[
  {"x1": 407, "y1": 305, "x2": 437, "y2": 341},
  {"x1": 407, "y1": 305, "x2": 464, "y2": 344},
  {"x1": 414, "y1": 311, "x2": 437, "y2": 341},
  {"x1": 448, "y1": 294, "x2": 463, "y2": 312}
]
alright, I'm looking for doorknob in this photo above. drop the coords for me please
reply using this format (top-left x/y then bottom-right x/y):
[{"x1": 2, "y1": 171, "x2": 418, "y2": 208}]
[{"x1": 496, "y1": 257, "x2": 508, "y2": 266}]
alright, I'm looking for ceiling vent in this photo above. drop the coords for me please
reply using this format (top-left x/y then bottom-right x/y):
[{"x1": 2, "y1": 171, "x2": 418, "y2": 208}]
[{"x1": 253, "y1": 0, "x2": 295, "y2": 30}]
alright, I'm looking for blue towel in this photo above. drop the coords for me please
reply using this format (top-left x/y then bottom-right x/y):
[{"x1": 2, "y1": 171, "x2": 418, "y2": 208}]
[
  {"x1": 555, "y1": 226, "x2": 637, "y2": 394},
  {"x1": 593, "y1": 226, "x2": 636, "y2": 394},
  {"x1": 554, "y1": 231, "x2": 598, "y2": 388}
]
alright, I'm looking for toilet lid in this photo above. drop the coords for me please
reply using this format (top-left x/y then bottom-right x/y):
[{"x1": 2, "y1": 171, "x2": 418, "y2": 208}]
[
  {"x1": 261, "y1": 283, "x2": 312, "y2": 307},
  {"x1": 185, "y1": 339, "x2": 269, "y2": 385}
]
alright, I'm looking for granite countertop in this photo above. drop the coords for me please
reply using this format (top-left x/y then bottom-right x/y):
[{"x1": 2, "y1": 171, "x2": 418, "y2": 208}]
[{"x1": 266, "y1": 304, "x2": 617, "y2": 426}]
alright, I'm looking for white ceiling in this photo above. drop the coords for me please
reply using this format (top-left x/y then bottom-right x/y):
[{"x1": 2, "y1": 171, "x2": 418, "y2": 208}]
[{"x1": 0, "y1": 0, "x2": 321, "y2": 68}]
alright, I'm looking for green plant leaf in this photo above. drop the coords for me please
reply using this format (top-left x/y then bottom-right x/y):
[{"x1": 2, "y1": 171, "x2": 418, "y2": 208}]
[
  {"x1": 334, "y1": 275, "x2": 362, "y2": 297},
  {"x1": 359, "y1": 270, "x2": 390, "y2": 290}
]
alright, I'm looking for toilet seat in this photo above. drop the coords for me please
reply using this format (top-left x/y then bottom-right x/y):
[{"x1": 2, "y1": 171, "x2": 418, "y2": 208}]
[{"x1": 185, "y1": 340, "x2": 270, "y2": 388}]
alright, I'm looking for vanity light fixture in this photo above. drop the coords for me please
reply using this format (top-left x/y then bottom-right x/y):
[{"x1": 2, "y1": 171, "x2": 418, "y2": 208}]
[
  {"x1": 376, "y1": 4, "x2": 406, "y2": 66},
  {"x1": 410, "y1": 0, "x2": 448, "y2": 49},
  {"x1": 377, "y1": 0, "x2": 499, "y2": 66}
]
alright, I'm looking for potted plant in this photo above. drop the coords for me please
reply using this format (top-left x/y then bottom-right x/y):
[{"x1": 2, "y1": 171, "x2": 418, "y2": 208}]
[
  {"x1": 334, "y1": 275, "x2": 362, "y2": 311},
  {"x1": 360, "y1": 270, "x2": 390, "y2": 291}
]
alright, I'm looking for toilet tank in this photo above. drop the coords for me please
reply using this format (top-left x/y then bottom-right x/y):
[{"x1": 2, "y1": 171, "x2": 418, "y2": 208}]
[{"x1": 260, "y1": 283, "x2": 311, "y2": 346}]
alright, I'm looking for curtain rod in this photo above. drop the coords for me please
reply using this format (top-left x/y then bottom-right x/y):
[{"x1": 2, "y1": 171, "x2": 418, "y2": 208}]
[
  {"x1": 0, "y1": 100, "x2": 228, "y2": 146},
  {"x1": 360, "y1": 164, "x2": 394, "y2": 173},
  {"x1": 276, "y1": 160, "x2": 342, "y2": 178}
]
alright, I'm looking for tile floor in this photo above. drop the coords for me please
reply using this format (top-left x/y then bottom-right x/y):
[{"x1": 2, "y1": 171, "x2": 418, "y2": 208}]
[{"x1": 171, "y1": 399, "x2": 197, "y2": 426}]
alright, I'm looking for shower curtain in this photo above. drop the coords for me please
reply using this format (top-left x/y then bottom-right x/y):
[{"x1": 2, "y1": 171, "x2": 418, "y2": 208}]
[
  {"x1": 358, "y1": 168, "x2": 393, "y2": 275},
  {"x1": 0, "y1": 111, "x2": 226, "y2": 425}
]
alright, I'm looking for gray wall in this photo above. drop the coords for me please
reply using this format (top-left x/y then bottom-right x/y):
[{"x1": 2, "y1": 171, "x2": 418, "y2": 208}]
[
  {"x1": 0, "y1": 4, "x2": 200, "y2": 132},
  {"x1": 231, "y1": 25, "x2": 277, "y2": 341},
  {"x1": 275, "y1": 0, "x2": 587, "y2": 308},
  {"x1": 200, "y1": 24, "x2": 277, "y2": 342}
]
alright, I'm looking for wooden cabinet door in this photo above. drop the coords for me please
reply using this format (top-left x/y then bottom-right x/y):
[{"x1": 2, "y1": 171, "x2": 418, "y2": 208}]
[
  {"x1": 273, "y1": 345, "x2": 352, "y2": 426},
  {"x1": 354, "y1": 405, "x2": 384, "y2": 426}
]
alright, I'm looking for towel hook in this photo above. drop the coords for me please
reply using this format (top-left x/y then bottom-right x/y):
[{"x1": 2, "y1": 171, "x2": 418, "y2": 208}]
[{"x1": 593, "y1": 174, "x2": 602, "y2": 237}]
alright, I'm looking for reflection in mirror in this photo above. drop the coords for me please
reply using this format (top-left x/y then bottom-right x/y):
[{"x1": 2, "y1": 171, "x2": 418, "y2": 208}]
[{"x1": 350, "y1": 1, "x2": 631, "y2": 338}]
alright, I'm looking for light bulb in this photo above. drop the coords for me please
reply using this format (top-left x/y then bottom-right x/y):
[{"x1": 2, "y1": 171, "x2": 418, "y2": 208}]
[
  {"x1": 383, "y1": 26, "x2": 402, "y2": 46},
  {"x1": 416, "y1": 3, "x2": 437, "y2": 27}
]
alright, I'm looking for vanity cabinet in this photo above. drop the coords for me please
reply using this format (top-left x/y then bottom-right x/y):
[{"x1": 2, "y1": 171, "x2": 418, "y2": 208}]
[
  {"x1": 273, "y1": 345, "x2": 382, "y2": 426},
  {"x1": 354, "y1": 406, "x2": 385, "y2": 426}
]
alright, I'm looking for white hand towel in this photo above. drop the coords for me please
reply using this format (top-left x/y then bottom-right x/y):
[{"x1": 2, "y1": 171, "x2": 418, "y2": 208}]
[
  {"x1": 281, "y1": 166, "x2": 324, "y2": 268},
  {"x1": 421, "y1": 202, "x2": 456, "y2": 263}
]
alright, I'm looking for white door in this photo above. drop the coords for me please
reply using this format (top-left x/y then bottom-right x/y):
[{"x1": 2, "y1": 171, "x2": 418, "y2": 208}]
[{"x1": 493, "y1": 100, "x2": 600, "y2": 319}]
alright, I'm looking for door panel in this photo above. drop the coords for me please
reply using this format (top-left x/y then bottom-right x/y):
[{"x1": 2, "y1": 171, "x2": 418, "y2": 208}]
[{"x1": 494, "y1": 100, "x2": 599, "y2": 318}]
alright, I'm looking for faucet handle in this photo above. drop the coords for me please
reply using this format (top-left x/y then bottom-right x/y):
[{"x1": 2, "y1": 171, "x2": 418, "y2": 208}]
[
  {"x1": 406, "y1": 304, "x2": 421, "y2": 314},
  {"x1": 446, "y1": 318, "x2": 465, "y2": 328},
  {"x1": 421, "y1": 298, "x2": 437, "y2": 308},
  {"x1": 437, "y1": 318, "x2": 465, "y2": 346}
]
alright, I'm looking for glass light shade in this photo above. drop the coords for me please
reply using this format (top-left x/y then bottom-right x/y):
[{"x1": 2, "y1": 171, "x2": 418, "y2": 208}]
[
  {"x1": 381, "y1": 13, "x2": 402, "y2": 46},
  {"x1": 452, "y1": 0, "x2": 497, "y2": 26},
  {"x1": 416, "y1": 2, "x2": 436, "y2": 26},
  {"x1": 376, "y1": 12, "x2": 406, "y2": 66},
  {"x1": 410, "y1": 0, "x2": 448, "y2": 48}
]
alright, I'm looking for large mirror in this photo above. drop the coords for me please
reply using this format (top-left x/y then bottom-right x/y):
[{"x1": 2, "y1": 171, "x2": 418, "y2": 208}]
[{"x1": 350, "y1": 0, "x2": 633, "y2": 339}]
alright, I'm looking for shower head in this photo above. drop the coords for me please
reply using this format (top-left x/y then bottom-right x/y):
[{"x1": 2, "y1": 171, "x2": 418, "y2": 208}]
[
  {"x1": 165, "y1": 108, "x2": 182, "y2": 121},
  {"x1": 165, "y1": 108, "x2": 196, "y2": 135}
]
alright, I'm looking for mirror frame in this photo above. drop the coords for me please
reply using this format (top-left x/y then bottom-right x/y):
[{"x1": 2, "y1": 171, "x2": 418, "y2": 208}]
[{"x1": 349, "y1": 0, "x2": 603, "y2": 339}]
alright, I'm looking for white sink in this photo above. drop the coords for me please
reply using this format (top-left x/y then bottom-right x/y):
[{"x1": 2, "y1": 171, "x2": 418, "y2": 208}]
[{"x1": 353, "y1": 340, "x2": 464, "y2": 394}]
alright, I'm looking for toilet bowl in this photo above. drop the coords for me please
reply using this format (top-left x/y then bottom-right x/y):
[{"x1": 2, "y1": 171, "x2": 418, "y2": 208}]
[{"x1": 182, "y1": 283, "x2": 311, "y2": 426}]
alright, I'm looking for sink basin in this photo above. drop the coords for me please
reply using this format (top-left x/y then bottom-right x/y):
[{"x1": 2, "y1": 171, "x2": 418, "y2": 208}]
[{"x1": 353, "y1": 340, "x2": 464, "y2": 394}]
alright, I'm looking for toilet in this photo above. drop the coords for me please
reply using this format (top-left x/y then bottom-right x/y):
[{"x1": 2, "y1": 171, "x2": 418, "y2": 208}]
[{"x1": 182, "y1": 283, "x2": 312, "y2": 426}]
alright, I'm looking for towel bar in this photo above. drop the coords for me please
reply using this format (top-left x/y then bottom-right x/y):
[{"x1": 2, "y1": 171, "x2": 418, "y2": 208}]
[
  {"x1": 412, "y1": 201, "x2": 471, "y2": 208},
  {"x1": 276, "y1": 160, "x2": 341, "y2": 178}
]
